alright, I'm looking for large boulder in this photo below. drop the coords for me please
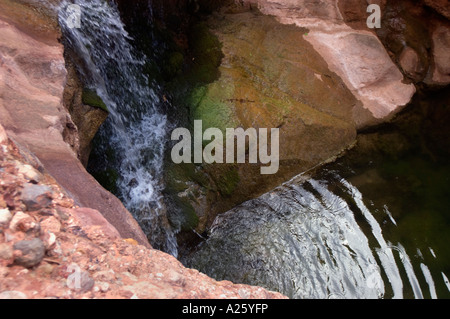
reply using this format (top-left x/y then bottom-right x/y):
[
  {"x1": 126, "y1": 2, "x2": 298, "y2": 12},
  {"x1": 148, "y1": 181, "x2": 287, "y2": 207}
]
[
  {"x1": 244, "y1": 0, "x2": 416, "y2": 128},
  {"x1": 161, "y1": 0, "x2": 421, "y2": 239},
  {"x1": 166, "y1": 8, "x2": 361, "y2": 237}
]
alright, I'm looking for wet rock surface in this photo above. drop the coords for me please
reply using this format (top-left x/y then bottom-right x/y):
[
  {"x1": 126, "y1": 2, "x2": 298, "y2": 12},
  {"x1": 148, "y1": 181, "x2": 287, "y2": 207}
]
[
  {"x1": 0, "y1": 124, "x2": 286, "y2": 299},
  {"x1": 0, "y1": 1, "x2": 150, "y2": 248}
]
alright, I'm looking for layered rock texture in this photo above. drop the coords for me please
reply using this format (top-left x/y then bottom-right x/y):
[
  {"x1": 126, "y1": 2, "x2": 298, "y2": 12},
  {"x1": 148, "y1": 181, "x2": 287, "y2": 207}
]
[
  {"x1": 0, "y1": 0, "x2": 287, "y2": 300},
  {"x1": 0, "y1": 0, "x2": 148, "y2": 247},
  {"x1": 0, "y1": 128, "x2": 285, "y2": 299},
  {"x1": 242, "y1": 0, "x2": 417, "y2": 128},
  {"x1": 0, "y1": 0, "x2": 448, "y2": 299}
]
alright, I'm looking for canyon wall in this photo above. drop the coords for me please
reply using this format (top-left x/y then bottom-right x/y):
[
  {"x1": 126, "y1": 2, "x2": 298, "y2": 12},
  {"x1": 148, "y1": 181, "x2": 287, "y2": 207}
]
[{"x1": 0, "y1": 0, "x2": 149, "y2": 247}]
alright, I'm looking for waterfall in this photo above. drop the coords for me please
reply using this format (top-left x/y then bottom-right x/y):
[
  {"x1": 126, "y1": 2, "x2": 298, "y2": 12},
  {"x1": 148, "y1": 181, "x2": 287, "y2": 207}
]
[{"x1": 58, "y1": 0, "x2": 178, "y2": 256}]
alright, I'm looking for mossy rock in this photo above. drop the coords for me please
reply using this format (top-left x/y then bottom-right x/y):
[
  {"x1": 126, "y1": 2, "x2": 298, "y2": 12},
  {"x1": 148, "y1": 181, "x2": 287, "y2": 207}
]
[
  {"x1": 167, "y1": 194, "x2": 200, "y2": 232},
  {"x1": 209, "y1": 164, "x2": 240, "y2": 197},
  {"x1": 163, "y1": 10, "x2": 359, "y2": 237},
  {"x1": 188, "y1": 22, "x2": 224, "y2": 84},
  {"x1": 82, "y1": 88, "x2": 109, "y2": 113}
]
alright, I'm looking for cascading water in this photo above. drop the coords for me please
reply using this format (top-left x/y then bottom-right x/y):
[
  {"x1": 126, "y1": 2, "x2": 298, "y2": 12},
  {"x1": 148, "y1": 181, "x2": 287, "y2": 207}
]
[{"x1": 58, "y1": 0, "x2": 178, "y2": 256}]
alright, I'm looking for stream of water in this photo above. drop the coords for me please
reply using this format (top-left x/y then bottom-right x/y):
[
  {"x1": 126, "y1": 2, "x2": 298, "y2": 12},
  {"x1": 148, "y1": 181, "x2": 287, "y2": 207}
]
[{"x1": 58, "y1": 0, "x2": 178, "y2": 256}]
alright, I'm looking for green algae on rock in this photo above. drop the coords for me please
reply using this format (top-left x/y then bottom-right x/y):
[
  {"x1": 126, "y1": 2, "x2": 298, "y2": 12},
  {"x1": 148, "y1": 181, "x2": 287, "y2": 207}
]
[
  {"x1": 165, "y1": 9, "x2": 360, "y2": 237},
  {"x1": 82, "y1": 88, "x2": 109, "y2": 113}
]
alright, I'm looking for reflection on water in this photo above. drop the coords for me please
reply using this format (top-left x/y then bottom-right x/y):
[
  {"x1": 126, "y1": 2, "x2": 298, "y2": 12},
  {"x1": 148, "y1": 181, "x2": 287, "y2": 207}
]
[{"x1": 184, "y1": 154, "x2": 450, "y2": 299}]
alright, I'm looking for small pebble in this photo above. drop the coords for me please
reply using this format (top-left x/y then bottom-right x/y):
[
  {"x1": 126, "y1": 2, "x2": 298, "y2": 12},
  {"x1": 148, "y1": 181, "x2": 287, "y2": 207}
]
[
  {"x1": 0, "y1": 208, "x2": 12, "y2": 226},
  {"x1": 13, "y1": 238, "x2": 45, "y2": 268},
  {"x1": 21, "y1": 184, "x2": 52, "y2": 211}
]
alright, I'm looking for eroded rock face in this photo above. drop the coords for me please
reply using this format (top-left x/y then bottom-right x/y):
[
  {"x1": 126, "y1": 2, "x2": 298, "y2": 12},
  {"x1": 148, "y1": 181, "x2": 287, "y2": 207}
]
[
  {"x1": 169, "y1": 11, "x2": 359, "y2": 234},
  {"x1": 0, "y1": 127, "x2": 286, "y2": 299},
  {"x1": 0, "y1": 1, "x2": 149, "y2": 247},
  {"x1": 243, "y1": 0, "x2": 416, "y2": 128},
  {"x1": 159, "y1": 0, "x2": 420, "y2": 239}
]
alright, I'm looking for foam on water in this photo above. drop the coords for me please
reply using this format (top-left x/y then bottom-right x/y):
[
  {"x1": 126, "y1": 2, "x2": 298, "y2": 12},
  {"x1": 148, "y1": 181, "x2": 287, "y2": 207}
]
[{"x1": 58, "y1": 0, "x2": 178, "y2": 256}]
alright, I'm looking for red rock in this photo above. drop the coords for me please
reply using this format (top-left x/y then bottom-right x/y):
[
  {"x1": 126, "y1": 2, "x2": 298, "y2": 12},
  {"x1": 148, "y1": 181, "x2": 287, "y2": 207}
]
[
  {"x1": 70, "y1": 207, "x2": 122, "y2": 241},
  {"x1": 431, "y1": 25, "x2": 450, "y2": 85},
  {"x1": 242, "y1": 0, "x2": 416, "y2": 129},
  {"x1": 0, "y1": 124, "x2": 7, "y2": 144},
  {"x1": 0, "y1": 11, "x2": 150, "y2": 248},
  {"x1": 40, "y1": 216, "x2": 61, "y2": 233},
  {"x1": 9, "y1": 211, "x2": 39, "y2": 233}
]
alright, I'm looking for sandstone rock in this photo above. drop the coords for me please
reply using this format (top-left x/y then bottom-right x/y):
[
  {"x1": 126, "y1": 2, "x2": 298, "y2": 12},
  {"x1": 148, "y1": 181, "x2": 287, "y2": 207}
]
[
  {"x1": 9, "y1": 211, "x2": 40, "y2": 233},
  {"x1": 0, "y1": 208, "x2": 12, "y2": 226},
  {"x1": 306, "y1": 30, "x2": 415, "y2": 127},
  {"x1": 16, "y1": 163, "x2": 42, "y2": 183},
  {"x1": 431, "y1": 25, "x2": 450, "y2": 84},
  {"x1": 168, "y1": 10, "x2": 360, "y2": 234},
  {"x1": 0, "y1": 243, "x2": 13, "y2": 261},
  {"x1": 70, "y1": 207, "x2": 122, "y2": 241},
  {"x1": 242, "y1": 0, "x2": 416, "y2": 128},
  {"x1": 399, "y1": 47, "x2": 424, "y2": 81},
  {"x1": 0, "y1": 123, "x2": 7, "y2": 144},
  {"x1": 20, "y1": 184, "x2": 52, "y2": 211},
  {"x1": 0, "y1": 7, "x2": 150, "y2": 248},
  {"x1": 13, "y1": 238, "x2": 46, "y2": 268}
]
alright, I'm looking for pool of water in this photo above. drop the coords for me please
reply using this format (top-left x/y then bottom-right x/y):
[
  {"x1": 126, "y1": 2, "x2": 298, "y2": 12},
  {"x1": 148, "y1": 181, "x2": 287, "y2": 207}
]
[{"x1": 183, "y1": 136, "x2": 450, "y2": 299}]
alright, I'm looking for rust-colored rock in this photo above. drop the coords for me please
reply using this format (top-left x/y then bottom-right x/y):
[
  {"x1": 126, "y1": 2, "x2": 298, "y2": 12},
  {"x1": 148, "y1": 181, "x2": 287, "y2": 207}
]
[
  {"x1": 0, "y1": 131, "x2": 286, "y2": 299},
  {"x1": 0, "y1": 3, "x2": 150, "y2": 248}
]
